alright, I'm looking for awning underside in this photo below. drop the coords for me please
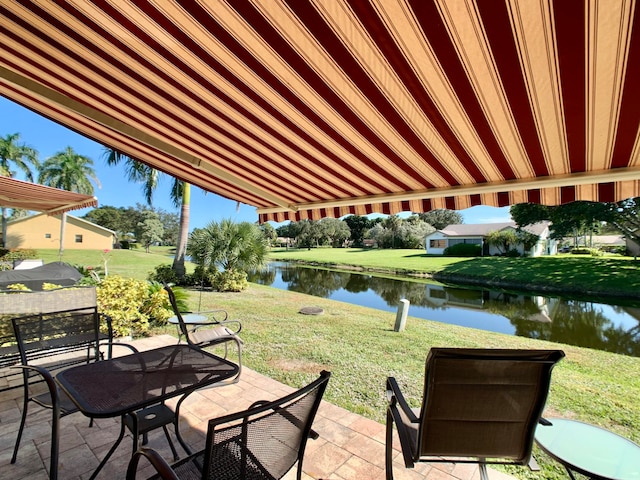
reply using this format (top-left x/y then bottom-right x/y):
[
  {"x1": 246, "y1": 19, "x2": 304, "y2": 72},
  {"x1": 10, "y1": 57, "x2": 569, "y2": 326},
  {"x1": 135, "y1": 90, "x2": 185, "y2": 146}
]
[
  {"x1": 1, "y1": 1, "x2": 640, "y2": 222},
  {"x1": 0, "y1": 176, "x2": 98, "y2": 215}
]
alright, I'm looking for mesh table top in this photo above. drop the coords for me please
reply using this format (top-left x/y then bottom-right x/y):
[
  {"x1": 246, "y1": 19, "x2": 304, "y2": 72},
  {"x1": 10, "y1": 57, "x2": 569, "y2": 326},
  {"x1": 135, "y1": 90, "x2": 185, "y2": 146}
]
[{"x1": 56, "y1": 344, "x2": 238, "y2": 417}]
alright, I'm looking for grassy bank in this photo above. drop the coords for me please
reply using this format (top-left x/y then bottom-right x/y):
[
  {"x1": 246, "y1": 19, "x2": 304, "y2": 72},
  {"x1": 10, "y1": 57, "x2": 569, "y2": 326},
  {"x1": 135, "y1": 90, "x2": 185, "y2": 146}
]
[
  {"x1": 270, "y1": 248, "x2": 640, "y2": 300},
  {"x1": 173, "y1": 284, "x2": 640, "y2": 480}
]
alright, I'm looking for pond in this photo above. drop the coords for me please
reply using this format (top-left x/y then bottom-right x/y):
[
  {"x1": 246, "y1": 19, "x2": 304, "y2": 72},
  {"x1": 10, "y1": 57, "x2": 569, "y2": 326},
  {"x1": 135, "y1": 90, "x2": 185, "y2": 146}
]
[{"x1": 248, "y1": 262, "x2": 640, "y2": 357}]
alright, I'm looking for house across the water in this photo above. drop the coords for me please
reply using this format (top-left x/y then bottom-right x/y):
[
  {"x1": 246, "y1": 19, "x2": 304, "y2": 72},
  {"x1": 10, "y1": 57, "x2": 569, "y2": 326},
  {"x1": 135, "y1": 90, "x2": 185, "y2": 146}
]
[{"x1": 424, "y1": 221, "x2": 556, "y2": 257}]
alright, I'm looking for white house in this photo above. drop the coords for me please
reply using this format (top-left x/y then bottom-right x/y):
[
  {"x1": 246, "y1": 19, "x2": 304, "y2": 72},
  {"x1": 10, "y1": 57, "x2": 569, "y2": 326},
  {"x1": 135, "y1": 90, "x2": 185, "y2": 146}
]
[{"x1": 424, "y1": 221, "x2": 556, "y2": 256}]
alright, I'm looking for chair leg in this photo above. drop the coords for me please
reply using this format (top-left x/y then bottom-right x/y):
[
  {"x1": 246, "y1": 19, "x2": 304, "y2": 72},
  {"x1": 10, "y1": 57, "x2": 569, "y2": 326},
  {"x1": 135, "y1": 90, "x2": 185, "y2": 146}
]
[
  {"x1": 385, "y1": 409, "x2": 394, "y2": 480},
  {"x1": 479, "y1": 463, "x2": 490, "y2": 480},
  {"x1": 10, "y1": 397, "x2": 29, "y2": 464},
  {"x1": 50, "y1": 402, "x2": 61, "y2": 480},
  {"x1": 162, "y1": 425, "x2": 180, "y2": 461}
]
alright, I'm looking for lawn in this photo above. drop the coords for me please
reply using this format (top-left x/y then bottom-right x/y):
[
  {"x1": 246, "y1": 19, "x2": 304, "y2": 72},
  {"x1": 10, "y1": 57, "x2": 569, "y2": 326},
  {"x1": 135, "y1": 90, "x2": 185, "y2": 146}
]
[
  {"x1": 36, "y1": 247, "x2": 189, "y2": 280},
  {"x1": 269, "y1": 247, "x2": 464, "y2": 273}
]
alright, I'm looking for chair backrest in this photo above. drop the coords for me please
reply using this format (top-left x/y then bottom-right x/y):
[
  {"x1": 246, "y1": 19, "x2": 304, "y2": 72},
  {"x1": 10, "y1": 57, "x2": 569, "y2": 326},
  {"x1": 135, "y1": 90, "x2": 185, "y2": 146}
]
[
  {"x1": 418, "y1": 348, "x2": 564, "y2": 465},
  {"x1": 0, "y1": 286, "x2": 99, "y2": 392},
  {"x1": 201, "y1": 370, "x2": 331, "y2": 480},
  {"x1": 163, "y1": 284, "x2": 192, "y2": 342},
  {"x1": 11, "y1": 306, "x2": 112, "y2": 383}
]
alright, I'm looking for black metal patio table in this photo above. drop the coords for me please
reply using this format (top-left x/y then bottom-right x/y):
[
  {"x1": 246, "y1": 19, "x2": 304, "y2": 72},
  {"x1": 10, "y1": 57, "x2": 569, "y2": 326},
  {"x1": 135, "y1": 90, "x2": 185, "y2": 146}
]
[{"x1": 56, "y1": 344, "x2": 239, "y2": 479}]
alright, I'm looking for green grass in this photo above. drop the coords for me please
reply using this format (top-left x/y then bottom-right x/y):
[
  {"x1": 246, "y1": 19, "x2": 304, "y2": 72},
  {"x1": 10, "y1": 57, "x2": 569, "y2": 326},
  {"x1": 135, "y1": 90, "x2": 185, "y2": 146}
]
[
  {"x1": 37, "y1": 247, "x2": 189, "y2": 280},
  {"x1": 269, "y1": 247, "x2": 463, "y2": 273}
]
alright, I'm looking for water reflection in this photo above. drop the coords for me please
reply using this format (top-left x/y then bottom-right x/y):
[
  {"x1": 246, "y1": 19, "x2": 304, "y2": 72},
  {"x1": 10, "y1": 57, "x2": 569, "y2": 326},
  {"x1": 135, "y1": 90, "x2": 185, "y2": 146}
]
[{"x1": 249, "y1": 262, "x2": 640, "y2": 357}]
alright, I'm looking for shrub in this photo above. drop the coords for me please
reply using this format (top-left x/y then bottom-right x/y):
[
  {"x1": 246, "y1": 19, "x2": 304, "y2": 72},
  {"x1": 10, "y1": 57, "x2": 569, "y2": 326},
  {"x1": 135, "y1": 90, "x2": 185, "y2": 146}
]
[
  {"x1": 183, "y1": 265, "x2": 212, "y2": 287},
  {"x1": 97, "y1": 275, "x2": 151, "y2": 337},
  {"x1": 0, "y1": 248, "x2": 38, "y2": 262},
  {"x1": 443, "y1": 243, "x2": 482, "y2": 257},
  {"x1": 209, "y1": 269, "x2": 248, "y2": 292},
  {"x1": 503, "y1": 249, "x2": 521, "y2": 257},
  {"x1": 147, "y1": 264, "x2": 179, "y2": 285},
  {"x1": 143, "y1": 282, "x2": 175, "y2": 326},
  {"x1": 5, "y1": 283, "x2": 30, "y2": 291}
]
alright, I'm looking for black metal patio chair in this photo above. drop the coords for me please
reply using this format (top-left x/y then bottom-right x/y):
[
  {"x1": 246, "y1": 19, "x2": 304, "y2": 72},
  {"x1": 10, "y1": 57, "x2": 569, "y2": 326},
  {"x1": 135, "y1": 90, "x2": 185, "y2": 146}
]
[
  {"x1": 385, "y1": 348, "x2": 565, "y2": 480},
  {"x1": 9, "y1": 307, "x2": 178, "y2": 479},
  {"x1": 126, "y1": 370, "x2": 331, "y2": 480},
  {"x1": 163, "y1": 284, "x2": 242, "y2": 382}
]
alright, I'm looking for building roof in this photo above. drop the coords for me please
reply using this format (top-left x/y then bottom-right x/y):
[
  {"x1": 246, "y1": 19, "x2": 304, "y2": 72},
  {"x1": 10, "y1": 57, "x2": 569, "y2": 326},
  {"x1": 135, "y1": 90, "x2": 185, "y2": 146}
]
[
  {"x1": 2, "y1": 3, "x2": 640, "y2": 222},
  {"x1": 437, "y1": 221, "x2": 550, "y2": 237}
]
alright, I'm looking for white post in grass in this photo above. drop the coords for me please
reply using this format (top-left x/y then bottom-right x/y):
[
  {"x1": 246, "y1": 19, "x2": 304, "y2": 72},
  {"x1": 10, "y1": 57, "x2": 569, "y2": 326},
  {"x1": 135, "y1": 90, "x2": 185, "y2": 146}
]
[{"x1": 394, "y1": 298, "x2": 410, "y2": 332}]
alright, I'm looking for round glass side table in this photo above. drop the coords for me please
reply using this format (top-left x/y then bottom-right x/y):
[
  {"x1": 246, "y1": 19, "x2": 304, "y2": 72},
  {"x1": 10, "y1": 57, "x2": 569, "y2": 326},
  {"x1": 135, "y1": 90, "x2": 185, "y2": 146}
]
[{"x1": 535, "y1": 418, "x2": 640, "y2": 480}]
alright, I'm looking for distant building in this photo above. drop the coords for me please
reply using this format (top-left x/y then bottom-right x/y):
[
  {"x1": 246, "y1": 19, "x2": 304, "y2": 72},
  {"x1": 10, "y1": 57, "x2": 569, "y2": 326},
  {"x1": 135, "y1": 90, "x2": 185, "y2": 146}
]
[
  {"x1": 5, "y1": 213, "x2": 115, "y2": 250},
  {"x1": 424, "y1": 221, "x2": 556, "y2": 256}
]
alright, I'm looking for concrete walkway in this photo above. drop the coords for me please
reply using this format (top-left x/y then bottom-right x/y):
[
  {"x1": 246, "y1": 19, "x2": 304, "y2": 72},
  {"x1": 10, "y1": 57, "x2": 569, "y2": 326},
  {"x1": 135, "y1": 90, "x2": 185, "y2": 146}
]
[{"x1": 0, "y1": 335, "x2": 516, "y2": 479}]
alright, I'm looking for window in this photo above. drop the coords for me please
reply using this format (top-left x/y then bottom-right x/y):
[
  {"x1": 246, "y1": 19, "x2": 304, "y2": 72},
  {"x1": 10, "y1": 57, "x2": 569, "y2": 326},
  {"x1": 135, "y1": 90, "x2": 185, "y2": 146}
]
[
  {"x1": 430, "y1": 239, "x2": 446, "y2": 249},
  {"x1": 44, "y1": 233, "x2": 51, "y2": 239},
  {"x1": 75, "y1": 234, "x2": 83, "y2": 243},
  {"x1": 449, "y1": 238, "x2": 481, "y2": 246}
]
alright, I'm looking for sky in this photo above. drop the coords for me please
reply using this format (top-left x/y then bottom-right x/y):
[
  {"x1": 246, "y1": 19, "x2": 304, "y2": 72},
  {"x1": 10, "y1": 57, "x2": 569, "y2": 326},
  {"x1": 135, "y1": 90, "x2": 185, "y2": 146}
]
[{"x1": 0, "y1": 96, "x2": 512, "y2": 230}]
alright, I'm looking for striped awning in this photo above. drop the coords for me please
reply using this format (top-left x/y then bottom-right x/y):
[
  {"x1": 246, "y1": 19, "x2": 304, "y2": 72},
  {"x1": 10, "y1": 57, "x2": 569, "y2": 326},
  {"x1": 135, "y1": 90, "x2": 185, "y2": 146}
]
[
  {"x1": 2, "y1": 1, "x2": 640, "y2": 222},
  {"x1": 0, "y1": 176, "x2": 98, "y2": 214}
]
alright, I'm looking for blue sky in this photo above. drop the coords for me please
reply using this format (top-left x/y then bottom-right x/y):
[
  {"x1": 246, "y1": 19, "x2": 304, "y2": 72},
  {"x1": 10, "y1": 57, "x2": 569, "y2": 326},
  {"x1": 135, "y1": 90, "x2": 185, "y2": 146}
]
[{"x1": 0, "y1": 97, "x2": 511, "y2": 230}]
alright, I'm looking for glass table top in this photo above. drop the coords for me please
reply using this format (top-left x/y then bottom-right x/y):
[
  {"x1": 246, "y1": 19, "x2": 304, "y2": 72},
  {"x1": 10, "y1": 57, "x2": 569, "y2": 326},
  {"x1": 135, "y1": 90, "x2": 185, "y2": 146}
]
[
  {"x1": 167, "y1": 313, "x2": 208, "y2": 324},
  {"x1": 535, "y1": 418, "x2": 640, "y2": 479}
]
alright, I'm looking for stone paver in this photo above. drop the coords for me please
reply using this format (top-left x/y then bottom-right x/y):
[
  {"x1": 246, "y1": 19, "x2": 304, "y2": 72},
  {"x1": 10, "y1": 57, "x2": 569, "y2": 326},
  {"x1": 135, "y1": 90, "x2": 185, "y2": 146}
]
[{"x1": 0, "y1": 335, "x2": 517, "y2": 479}]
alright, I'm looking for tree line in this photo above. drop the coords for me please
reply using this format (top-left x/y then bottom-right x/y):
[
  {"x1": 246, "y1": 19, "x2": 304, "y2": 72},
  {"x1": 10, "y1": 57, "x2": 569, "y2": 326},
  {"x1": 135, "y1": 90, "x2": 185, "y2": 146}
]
[{"x1": 273, "y1": 210, "x2": 463, "y2": 249}]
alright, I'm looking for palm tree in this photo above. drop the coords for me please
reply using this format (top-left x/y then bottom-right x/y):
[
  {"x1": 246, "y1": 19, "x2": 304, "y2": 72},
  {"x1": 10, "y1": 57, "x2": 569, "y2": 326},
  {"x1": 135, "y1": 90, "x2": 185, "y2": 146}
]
[
  {"x1": 103, "y1": 149, "x2": 190, "y2": 278},
  {"x1": 187, "y1": 219, "x2": 268, "y2": 273},
  {"x1": 38, "y1": 146, "x2": 100, "y2": 194},
  {"x1": 39, "y1": 146, "x2": 100, "y2": 257},
  {"x1": 0, "y1": 133, "x2": 39, "y2": 247}
]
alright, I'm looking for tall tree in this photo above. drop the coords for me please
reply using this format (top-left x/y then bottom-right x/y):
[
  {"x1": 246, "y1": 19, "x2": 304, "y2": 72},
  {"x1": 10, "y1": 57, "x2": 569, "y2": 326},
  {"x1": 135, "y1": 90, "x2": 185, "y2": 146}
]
[
  {"x1": 0, "y1": 133, "x2": 39, "y2": 247},
  {"x1": 418, "y1": 209, "x2": 463, "y2": 230},
  {"x1": 344, "y1": 215, "x2": 375, "y2": 247},
  {"x1": 135, "y1": 210, "x2": 164, "y2": 253},
  {"x1": 39, "y1": 146, "x2": 100, "y2": 256},
  {"x1": 104, "y1": 149, "x2": 190, "y2": 278},
  {"x1": 38, "y1": 146, "x2": 100, "y2": 194}
]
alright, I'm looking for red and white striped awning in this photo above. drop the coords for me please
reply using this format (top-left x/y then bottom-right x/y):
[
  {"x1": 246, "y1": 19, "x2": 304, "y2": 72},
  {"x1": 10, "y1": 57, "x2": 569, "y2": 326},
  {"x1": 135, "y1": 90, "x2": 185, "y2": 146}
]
[
  {"x1": 0, "y1": 176, "x2": 98, "y2": 214},
  {"x1": 2, "y1": 1, "x2": 640, "y2": 222}
]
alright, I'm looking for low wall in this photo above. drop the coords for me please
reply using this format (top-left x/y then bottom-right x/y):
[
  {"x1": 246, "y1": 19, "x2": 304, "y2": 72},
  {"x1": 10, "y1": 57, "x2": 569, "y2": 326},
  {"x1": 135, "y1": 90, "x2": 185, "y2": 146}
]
[{"x1": 0, "y1": 286, "x2": 97, "y2": 392}]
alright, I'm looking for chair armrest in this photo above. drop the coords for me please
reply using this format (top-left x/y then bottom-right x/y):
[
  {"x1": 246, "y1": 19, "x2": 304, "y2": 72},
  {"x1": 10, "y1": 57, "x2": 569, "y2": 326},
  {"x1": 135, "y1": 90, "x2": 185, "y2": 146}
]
[
  {"x1": 112, "y1": 343, "x2": 139, "y2": 354},
  {"x1": 186, "y1": 318, "x2": 241, "y2": 334},
  {"x1": 13, "y1": 364, "x2": 60, "y2": 407},
  {"x1": 198, "y1": 308, "x2": 229, "y2": 322},
  {"x1": 386, "y1": 377, "x2": 420, "y2": 468},
  {"x1": 126, "y1": 447, "x2": 180, "y2": 480},
  {"x1": 219, "y1": 319, "x2": 241, "y2": 334},
  {"x1": 386, "y1": 377, "x2": 419, "y2": 423}
]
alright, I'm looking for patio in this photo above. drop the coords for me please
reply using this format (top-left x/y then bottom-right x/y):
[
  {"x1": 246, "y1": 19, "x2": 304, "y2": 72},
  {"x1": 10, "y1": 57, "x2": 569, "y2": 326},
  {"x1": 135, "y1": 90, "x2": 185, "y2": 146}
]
[{"x1": 0, "y1": 334, "x2": 516, "y2": 480}]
